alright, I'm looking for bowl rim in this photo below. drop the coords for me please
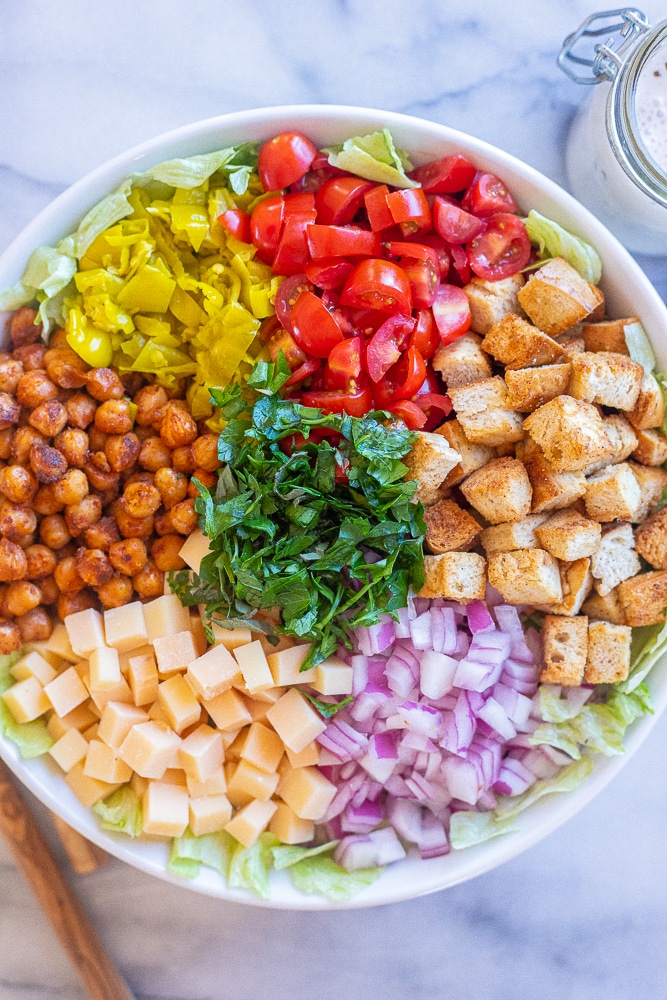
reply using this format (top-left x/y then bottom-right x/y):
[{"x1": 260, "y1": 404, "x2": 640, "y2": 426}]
[{"x1": 2, "y1": 103, "x2": 667, "y2": 909}]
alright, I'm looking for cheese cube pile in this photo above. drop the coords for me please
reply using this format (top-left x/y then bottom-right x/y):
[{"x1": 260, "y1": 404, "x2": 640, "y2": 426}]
[{"x1": 1, "y1": 598, "x2": 354, "y2": 850}]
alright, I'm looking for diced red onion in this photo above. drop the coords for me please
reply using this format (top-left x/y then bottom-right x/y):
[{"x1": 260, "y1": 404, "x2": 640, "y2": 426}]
[
  {"x1": 440, "y1": 689, "x2": 477, "y2": 756},
  {"x1": 466, "y1": 599, "x2": 496, "y2": 634},
  {"x1": 333, "y1": 827, "x2": 406, "y2": 871},
  {"x1": 409, "y1": 610, "x2": 433, "y2": 650},
  {"x1": 492, "y1": 756, "x2": 537, "y2": 796},
  {"x1": 340, "y1": 798, "x2": 384, "y2": 834},
  {"x1": 419, "y1": 649, "x2": 459, "y2": 700},
  {"x1": 493, "y1": 603, "x2": 524, "y2": 635}
]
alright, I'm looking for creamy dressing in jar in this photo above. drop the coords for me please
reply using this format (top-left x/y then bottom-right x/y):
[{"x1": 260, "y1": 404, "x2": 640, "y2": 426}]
[{"x1": 636, "y1": 46, "x2": 667, "y2": 171}]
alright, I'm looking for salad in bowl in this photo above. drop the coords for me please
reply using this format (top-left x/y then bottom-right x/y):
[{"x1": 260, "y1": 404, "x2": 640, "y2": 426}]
[{"x1": 1, "y1": 106, "x2": 667, "y2": 908}]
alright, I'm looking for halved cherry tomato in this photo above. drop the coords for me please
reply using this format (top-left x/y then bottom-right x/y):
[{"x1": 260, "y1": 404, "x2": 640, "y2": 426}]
[
  {"x1": 301, "y1": 385, "x2": 373, "y2": 417},
  {"x1": 364, "y1": 185, "x2": 394, "y2": 231},
  {"x1": 448, "y1": 244, "x2": 471, "y2": 285},
  {"x1": 344, "y1": 307, "x2": 388, "y2": 338},
  {"x1": 409, "y1": 154, "x2": 477, "y2": 194},
  {"x1": 433, "y1": 196, "x2": 486, "y2": 244},
  {"x1": 304, "y1": 257, "x2": 355, "y2": 291},
  {"x1": 416, "y1": 392, "x2": 453, "y2": 417},
  {"x1": 409, "y1": 309, "x2": 439, "y2": 361},
  {"x1": 413, "y1": 234, "x2": 451, "y2": 279},
  {"x1": 284, "y1": 356, "x2": 321, "y2": 387},
  {"x1": 217, "y1": 208, "x2": 251, "y2": 244},
  {"x1": 250, "y1": 195, "x2": 286, "y2": 264},
  {"x1": 365, "y1": 315, "x2": 414, "y2": 383},
  {"x1": 274, "y1": 274, "x2": 314, "y2": 332},
  {"x1": 468, "y1": 213, "x2": 531, "y2": 280},
  {"x1": 374, "y1": 345, "x2": 427, "y2": 405},
  {"x1": 315, "y1": 177, "x2": 374, "y2": 225},
  {"x1": 465, "y1": 172, "x2": 518, "y2": 216},
  {"x1": 340, "y1": 259, "x2": 412, "y2": 315},
  {"x1": 258, "y1": 132, "x2": 318, "y2": 191},
  {"x1": 272, "y1": 197, "x2": 317, "y2": 276},
  {"x1": 385, "y1": 241, "x2": 440, "y2": 310},
  {"x1": 290, "y1": 290, "x2": 345, "y2": 358},
  {"x1": 384, "y1": 399, "x2": 428, "y2": 429},
  {"x1": 386, "y1": 188, "x2": 432, "y2": 235},
  {"x1": 431, "y1": 284, "x2": 471, "y2": 345},
  {"x1": 307, "y1": 225, "x2": 382, "y2": 259},
  {"x1": 262, "y1": 321, "x2": 307, "y2": 370},
  {"x1": 324, "y1": 336, "x2": 363, "y2": 389}
]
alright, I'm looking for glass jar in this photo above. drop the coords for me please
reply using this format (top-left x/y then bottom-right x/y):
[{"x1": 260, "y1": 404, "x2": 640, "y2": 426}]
[{"x1": 559, "y1": 8, "x2": 667, "y2": 255}]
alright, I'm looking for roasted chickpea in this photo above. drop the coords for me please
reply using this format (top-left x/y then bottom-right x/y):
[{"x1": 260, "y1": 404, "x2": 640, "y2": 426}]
[
  {"x1": 114, "y1": 499, "x2": 154, "y2": 539},
  {"x1": 189, "y1": 468, "x2": 217, "y2": 497},
  {"x1": 159, "y1": 401, "x2": 198, "y2": 449},
  {"x1": 151, "y1": 534, "x2": 186, "y2": 572},
  {"x1": 54, "y1": 556, "x2": 86, "y2": 594},
  {"x1": 134, "y1": 384, "x2": 168, "y2": 427},
  {"x1": 108, "y1": 537, "x2": 148, "y2": 576},
  {"x1": 32, "y1": 484, "x2": 65, "y2": 516},
  {"x1": 57, "y1": 590, "x2": 97, "y2": 619},
  {"x1": 38, "y1": 575, "x2": 59, "y2": 605},
  {"x1": 0, "y1": 538, "x2": 27, "y2": 581},
  {"x1": 54, "y1": 427, "x2": 89, "y2": 467},
  {"x1": 0, "y1": 585, "x2": 11, "y2": 618},
  {"x1": 94, "y1": 398, "x2": 133, "y2": 434},
  {"x1": 17, "y1": 533, "x2": 35, "y2": 550},
  {"x1": 0, "y1": 617, "x2": 22, "y2": 653},
  {"x1": 28, "y1": 398, "x2": 69, "y2": 438},
  {"x1": 0, "y1": 501, "x2": 37, "y2": 541},
  {"x1": 165, "y1": 497, "x2": 198, "y2": 536},
  {"x1": 138, "y1": 436, "x2": 172, "y2": 472},
  {"x1": 65, "y1": 393, "x2": 97, "y2": 429},
  {"x1": 0, "y1": 464, "x2": 38, "y2": 504},
  {"x1": 0, "y1": 358, "x2": 24, "y2": 394},
  {"x1": 24, "y1": 544, "x2": 57, "y2": 579},
  {"x1": 171, "y1": 444, "x2": 197, "y2": 474},
  {"x1": 192, "y1": 433, "x2": 222, "y2": 472},
  {"x1": 29, "y1": 443, "x2": 67, "y2": 484},
  {"x1": 154, "y1": 467, "x2": 188, "y2": 510},
  {"x1": 43, "y1": 348, "x2": 89, "y2": 389},
  {"x1": 13, "y1": 342, "x2": 47, "y2": 371},
  {"x1": 0, "y1": 428, "x2": 14, "y2": 460},
  {"x1": 52, "y1": 468, "x2": 89, "y2": 506},
  {"x1": 0, "y1": 391, "x2": 21, "y2": 429},
  {"x1": 47, "y1": 328, "x2": 70, "y2": 349},
  {"x1": 119, "y1": 372, "x2": 146, "y2": 398},
  {"x1": 64, "y1": 495, "x2": 102, "y2": 536},
  {"x1": 11, "y1": 426, "x2": 47, "y2": 464},
  {"x1": 153, "y1": 511, "x2": 173, "y2": 537},
  {"x1": 39, "y1": 514, "x2": 71, "y2": 550},
  {"x1": 96, "y1": 573, "x2": 133, "y2": 609},
  {"x1": 75, "y1": 547, "x2": 115, "y2": 587},
  {"x1": 85, "y1": 368, "x2": 125, "y2": 401},
  {"x1": 87, "y1": 426, "x2": 108, "y2": 451},
  {"x1": 123, "y1": 480, "x2": 162, "y2": 519},
  {"x1": 16, "y1": 606, "x2": 53, "y2": 643},
  {"x1": 83, "y1": 516, "x2": 120, "y2": 551},
  {"x1": 132, "y1": 559, "x2": 164, "y2": 598},
  {"x1": 104, "y1": 432, "x2": 141, "y2": 472},
  {"x1": 83, "y1": 453, "x2": 120, "y2": 492},
  {"x1": 9, "y1": 306, "x2": 42, "y2": 347},
  {"x1": 5, "y1": 580, "x2": 41, "y2": 617},
  {"x1": 134, "y1": 423, "x2": 157, "y2": 442},
  {"x1": 16, "y1": 370, "x2": 58, "y2": 407}
]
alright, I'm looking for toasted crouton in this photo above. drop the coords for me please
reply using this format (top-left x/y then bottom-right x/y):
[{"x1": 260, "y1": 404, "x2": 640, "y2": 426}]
[
  {"x1": 463, "y1": 273, "x2": 526, "y2": 335},
  {"x1": 580, "y1": 317, "x2": 638, "y2": 354},
  {"x1": 487, "y1": 548, "x2": 562, "y2": 605},
  {"x1": 460, "y1": 457, "x2": 532, "y2": 525},
  {"x1": 555, "y1": 329, "x2": 586, "y2": 358},
  {"x1": 582, "y1": 414, "x2": 639, "y2": 476},
  {"x1": 618, "y1": 570, "x2": 667, "y2": 626},
  {"x1": 536, "y1": 557, "x2": 593, "y2": 617},
  {"x1": 522, "y1": 449, "x2": 588, "y2": 513},
  {"x1": 569, "y1": 351, "x2": 644, "y2": 410},
  {"x1": 584, "y1": 462, "x2": 642, "y2": 522},
  {"x1": 448, "y1": 377, "x2": 524, "y2": 448},
  {"x1": 504, "y1": 363, "x2": 572, "y2": 412},
  {"x1": 481, "y1": 313, "x2": 567, "y2": 370},
  {"x1": 632, "y1": 427, "x2": 667, "y2": 466},
  {"x1": 634, "y1": 506, "x2": 667, "y2": 569},
  {"x1": 590, "y1": 522, "x2": 641, "y2": 597},
  {"x1": 627, "y1": 372, "x2": 665, "y2": 430},
  {"x1": 581, "y1": 587, "x2": 627, "y2": 625},
  {"x1": 523, "y1": 395, "x2": 614, "y2": 473},
  {"x1": 480, "y1": 513, "x2": 550, "y2": 554},
  {"x1": 535, "y1": 507, "x2": 601, "y2": 561},
  {"x1": 584, "y1": 621, "x2": 632, "y2": 684},
  {"x1": 517, "y1": 257, "x2": 604, "y2": 337},
  {"x1": 539, "y1": 615, "x2": 588, "y2": 686},
  {"x1": 403, "y1": 431, "x2": 461, "y2": 507},
  {"x1": 432, "y1": 332, "x2": 493, "y2": 389},
  {"x1": 626, "y1": 461, "x2": 667, "y2": 521},
  {"x1": 423, "y1": 498, "x2": 482, "y2": 554},
  {"x1": 433, "y1": 419, "x2": 496, "y2": 487},
  {"x1": 418, "y1": 552, "x2": 487, "y2": 602}
]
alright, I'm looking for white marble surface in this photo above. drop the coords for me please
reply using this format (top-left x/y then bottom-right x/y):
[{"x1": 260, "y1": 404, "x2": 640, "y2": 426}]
[{"x1": 2, "y1": 1, "x2": 667, "y2": 997}]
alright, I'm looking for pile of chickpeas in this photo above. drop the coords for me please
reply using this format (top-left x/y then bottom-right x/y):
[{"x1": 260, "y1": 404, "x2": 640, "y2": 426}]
[{"x1": 0, "y1": 306, "x2": 221, "y2": 655}]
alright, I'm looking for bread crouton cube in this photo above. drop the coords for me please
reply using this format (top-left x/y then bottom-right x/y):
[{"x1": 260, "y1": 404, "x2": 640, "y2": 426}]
[
  {"x1": 460, "y1": 457, "x2": 532, "y2": 525},
  {"x1": 580, "y1": 317, "x2": 637, "y2": 354},
  {"x1": 448, "y1": 377, "x2": 524, "y2": 448},
  {"x1": 626, "y1": 461, "x2": 667, "y2": 521},
  {"x1": 539, "y1": 614, "x2": 588, "y2": 686},
  {"x1": 569, "y1": 351, "x2": 644, "y2": 410},
  {"x1": 523, "y1": 395, "x2": 614, "y2": 473},
  {"x1": 627, "y1": 372, "x2": 665, "y2": 430},
  {"x1": 632, "y1": 427, "x2": 667, "y2": 466},
  {"x1": 418, "y1": 552, "x2": 487, "y2": 603},
  {"x1": 433, "y1": 419, "x2": 495, "y2": 487},
  {"x1": 480, "y1": 513, "x2": 550, "y2": 554},
  {"x1": 432, "y1": 332, "x2": 492, "y2": 389},
  {"x1": 463, "y1": 273, "x2": 526, "y2": 335},
  {"x1": 423, "y1": 498, "x2": 482, "y2": 554},
  {"x1": 634, "y1": 506, "x2": 667, "y2": 569},
  {"x1": 487, "y1": 548, "x2": 562, "y2": 605},
  {"x1": 504, "y1": 363, "x2": 572, "y2": 412},
  {"x1": 581, "y1": 587, "x2": 627, "y2": 625},
  {"x1": 581, "y1": 414, "x2": 639, "y2": 477},
  {"x1": 535, "y1": 508, "x2": 601, "y2": 561},
  {"x1": 517, "y1": 257, "x2": 604, "y2": 336},
  {"x1": 402, "y1": 431, "x2": 461, "y2": 507},
  {"x1": 590, "y1": 522, "x2": 641, "y2": 596},
  {"x1": 584, "y1": 463, "x2": 642, "y2": 522},
  {"x1": 618, "y1": 570, "x2": 667, "y2": 626},
  {"x1": 535, "y1": 557, "x2": 593, "y2": 616},
  {"x1": 481, "y1": 313, "x2": 567, "y2": 370},
  {"x1": 554, "y1": 329, "x2": 586, "y2": 358},
  {"x1": 584, "y1": 621, "x2": 632, "y2": 684},
  {"x1": 522, "y1": 449, "x2": 587, "y2": 514}
]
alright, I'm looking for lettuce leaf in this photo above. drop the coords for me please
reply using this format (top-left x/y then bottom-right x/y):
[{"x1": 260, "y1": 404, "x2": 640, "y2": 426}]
[
  {"x1": 324, "y1": 130, "x2": 418, "y2": 189},
  {"x1": 270, "y1": 839, "x2": 339, "y2": 871},
  {"x1": 1, "y1": 716, "x2": 53, "y2": 758},
  {"x1": 620, "y1": 619, "x2": 667, "y2": 693},
  {"x1": 167, "y1": 828, "x2": 234, "y2": 880},
  {"x1": 287, "y1": 853, "x2": 383, "y2": 901},
  {"x1": 623, "y1": 321, "x2": 656, "y2": 373},
  {"x1": 524, "y1": 209, "x2": 602, "y2": 284},
  {"x1": 0, "y1": 245, "x2": 78, "y2": 333},
  {"x1": 227, "y1": 832, "x2": 279, "y2": 899},
  {"x1": 93, "y1": 786, "x2": 143, "y2": 837},
  {"x1": 530, "y1": 685, "x2": 651, "y2": 759},
  {"x1": 142, "y1": 143, "x2": 257, "y2": 193}
]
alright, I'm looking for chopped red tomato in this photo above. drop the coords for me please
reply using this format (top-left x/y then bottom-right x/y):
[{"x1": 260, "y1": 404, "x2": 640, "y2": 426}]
[
  {"x1": 307, "y1": 225, "x2": 382, "y2": 259},
  {"x1": 409, "y1": 309, "x2": 439, "y2": 361},
  {"x1": 433, "y1": 196, "x2": 486, "y2": 244},
  {"x1": 409, "y1": 154, "x2": 477, "y2": 194},
  {"x1": 385, "y1": 241, "x2": 440, "y2": 310},
  {"x1": 374, "y1": 345, "x2": 427, "y2": 404},
  {"x1": 304, "y1": 257, "x2": 355, "y2": 291},
  {"x1": 323, "y1": 336, "x2": 363, "y2": 389},
  {"x1": 315, "y1": 177, "x2": 375, "y2": 225},
  {"x1": 431, "y1": 284, "x2": 471, "y2": 345},
  {"x1": 468, "y1": 213, "x2": 531, "y2": 280},
  {"x1": 274, "y1": 274, "x2": 314, "y2": 331},
  {"x1": 290, "y1": 290, "x2": 345, "y2": 358},
  {"x1": 218, "y1": 208, "x2": 251, "y2": 244},
  {"x1": 272, "y1": 208, "x2": 316, "y2": 276},
  {"x1": 449, "y1": 244, "x2": 471, "y2": 285},
  {"x1": 258, "y1": 132, "x2": 318, "y2": 191},
  {"x1": 364, "y1": 185, "x2": 394, "y2": 231},
  {"x1": 413, "y1": 234, "x2": 451, "y2": 279},
  {"x1": 301, "y1": 385, "x2": 373, "y2": 417},
  {"x1": 284, "y1": 356, "x2": 321, "y2": 387},
  {"x1": 366, "y1": 315, "x2": 414, "y2": 383},
  {"x1": 340, "y1": 259, "x2": 412, "y2": 315},
  {"x1": 385, "y1": 188, "x2": 432, "y2": 236},
  {"x1": 250, "y1": 196, "x2": 286, "y2": 264},
  {"x1": 465, "y1": 172, "x2": 518, "y2": 216},
  {"x1": 384, "y1": 399, "x2": 428, "y2": 429}
]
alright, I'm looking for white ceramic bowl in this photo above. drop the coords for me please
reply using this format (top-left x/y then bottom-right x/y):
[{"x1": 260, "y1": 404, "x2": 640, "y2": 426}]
[{"x1": 2, "y1": 105, "x2": 667, "y2": 910}]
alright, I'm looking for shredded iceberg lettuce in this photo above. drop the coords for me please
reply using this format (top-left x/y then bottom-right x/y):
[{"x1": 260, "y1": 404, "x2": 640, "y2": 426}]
[
  {"x1": 524, "y1": 209, "x2": 602, "y2": 284},
  {"x1": 286, "y1": 853, "x2": 383, "y2": 901},
  {"x1": 167, "y1": 828, "x2": 233, "y2": 880},
  {"x1": 324, "y1": 129, "x2": 418, "y2": 188},
  {"x1": 623, "y1": 320, "x2": 656, "y2": 373},
  {"x1": 93, "y1": 786, "x2": 143, "y2": 837},
  {"x1": 530, "y1": 684, "x2": 651, "y2": 759}
]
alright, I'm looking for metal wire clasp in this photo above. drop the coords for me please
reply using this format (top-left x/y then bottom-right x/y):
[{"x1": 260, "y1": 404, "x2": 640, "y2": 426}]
[{"x1": 558, "y1": 7, "x2": 651, "y2": 84}]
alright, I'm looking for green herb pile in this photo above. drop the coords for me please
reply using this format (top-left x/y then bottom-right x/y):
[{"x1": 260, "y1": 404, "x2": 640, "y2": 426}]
[{"x1": 171, "y1": 355, "x2": 426, "y2": 666}]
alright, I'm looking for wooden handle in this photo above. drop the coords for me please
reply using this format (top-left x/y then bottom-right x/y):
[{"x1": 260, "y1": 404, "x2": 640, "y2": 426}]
[
  {"x1": 51, "y1": 813, "x2": 108, "y2": 874},
  {"x1": 0, "y1": 758, "x2": 134, "y2": 1000}
]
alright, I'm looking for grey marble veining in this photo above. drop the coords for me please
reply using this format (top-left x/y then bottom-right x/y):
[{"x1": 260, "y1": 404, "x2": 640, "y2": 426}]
[{"x1": 2, "y1": 1, "x2": 667, "y2": 998}]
